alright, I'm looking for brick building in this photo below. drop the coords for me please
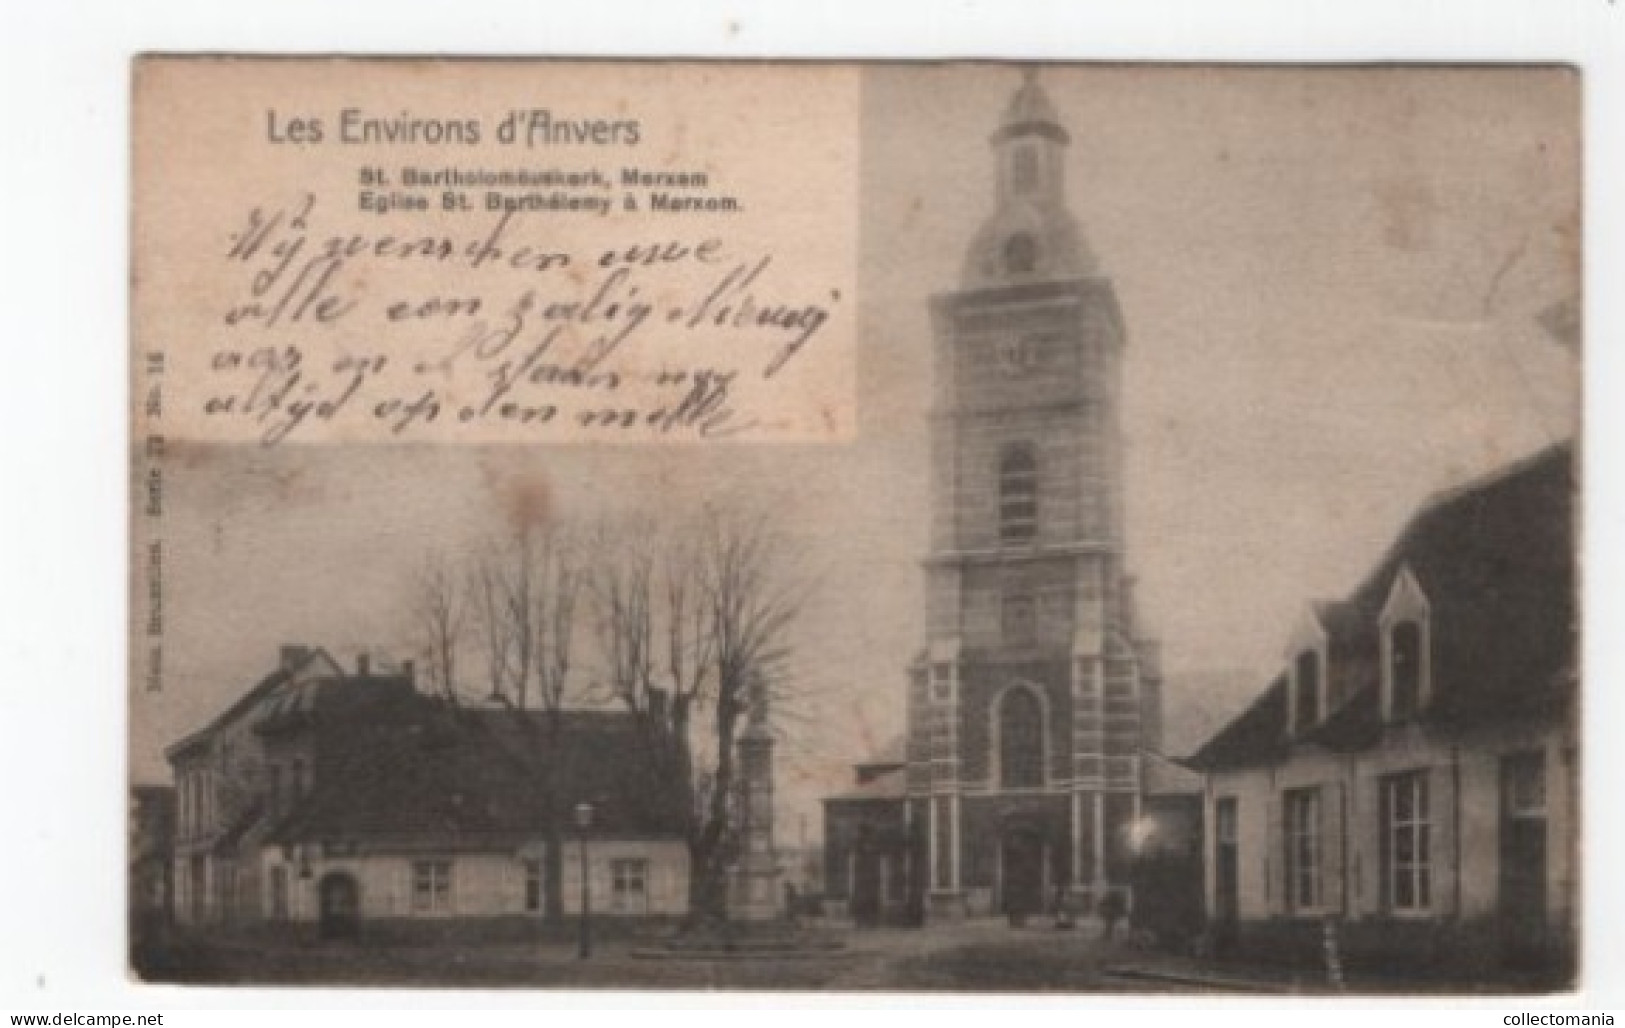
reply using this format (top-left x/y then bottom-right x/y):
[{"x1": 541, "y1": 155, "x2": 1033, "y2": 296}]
[{"x1": 825, "y1": 72, "x2": 1165, "y2": 925}]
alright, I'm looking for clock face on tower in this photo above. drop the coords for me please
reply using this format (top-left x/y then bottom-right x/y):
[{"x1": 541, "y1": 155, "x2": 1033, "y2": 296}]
[
  {"x1": 996, "y1": 334, "x2": 1043, "y2": 376},
  {"x1": 1003, "y1": 232, "x2": 1038, "y2": 275}
]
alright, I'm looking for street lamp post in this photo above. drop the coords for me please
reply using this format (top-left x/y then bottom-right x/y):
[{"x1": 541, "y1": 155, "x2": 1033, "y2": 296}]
[{"x1": 574, "y1": 801, "x2": 594, "y2": 960}]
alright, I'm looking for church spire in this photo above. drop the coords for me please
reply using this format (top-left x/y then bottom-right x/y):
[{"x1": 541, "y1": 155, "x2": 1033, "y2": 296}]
[
  {"x1": 961, "y1": 68, "x2": 1098, "y2": 289},
  {"x1": 993, "y1": 67, "x2": 1070, "y2": 147}
]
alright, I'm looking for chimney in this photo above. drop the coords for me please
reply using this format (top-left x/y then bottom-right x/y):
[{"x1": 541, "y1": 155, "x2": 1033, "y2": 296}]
[
  {"x1": 357, "y1": 652, "x2": 371, "y2": 677},
  {"x1": 279, "y1": 644, "x2": 311, "y2": 672}
]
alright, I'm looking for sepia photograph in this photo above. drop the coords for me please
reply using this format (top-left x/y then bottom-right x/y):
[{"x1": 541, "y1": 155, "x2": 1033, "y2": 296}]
[{"x1": 128, "y1": 60, "x2": 1581, "y2": 994}]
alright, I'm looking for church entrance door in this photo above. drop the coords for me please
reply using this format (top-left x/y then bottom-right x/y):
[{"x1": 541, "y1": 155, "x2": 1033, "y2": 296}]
[{"x1": 1001, "y1": 829, "x2": 1044, "y2": 924}]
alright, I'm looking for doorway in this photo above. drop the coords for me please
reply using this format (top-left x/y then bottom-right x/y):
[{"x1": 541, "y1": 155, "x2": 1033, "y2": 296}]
[
  {"x1": 318, "y1": 872, "x2": 360, "y2": 941},
  {"x1": 1499, "y1": 753, "x2": 1548, "y2": 970},
  {"x1": 1001, "y1": 829, "x2": 1044, "y2": 923},
  {"x1": 1213, "y1": 798, "x2": 1239, "y2": 954}
]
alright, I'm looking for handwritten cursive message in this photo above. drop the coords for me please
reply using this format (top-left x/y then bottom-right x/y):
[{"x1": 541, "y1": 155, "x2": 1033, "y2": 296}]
[
  {"x1": 135, "y1": 60, "x2": 859, "y2": 444},
  {"x1": 206, "y1": 195, "x2": 838, "y2": 444}
]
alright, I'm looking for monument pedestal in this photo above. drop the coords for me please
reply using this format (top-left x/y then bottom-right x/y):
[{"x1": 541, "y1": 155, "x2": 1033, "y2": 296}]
[
  {"x1": 648, "y1": 689, "x2": 846, "y2": 957},
  {"x1": 728, "y1": 852, "x2": 782, "y2": 923},
  {"x1": 729, "y1": 684, "x2": 782, "y2": 922}
]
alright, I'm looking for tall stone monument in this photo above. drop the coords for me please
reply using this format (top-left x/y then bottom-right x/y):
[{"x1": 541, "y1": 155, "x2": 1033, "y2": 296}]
[{"x1": 730, "y1": 683, "x2": 782, "y2": 922}]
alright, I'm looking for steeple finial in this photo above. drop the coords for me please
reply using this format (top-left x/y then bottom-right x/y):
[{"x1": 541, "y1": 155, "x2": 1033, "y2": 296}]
[
  {"x1": 960, "y1": 68, "x2": 1098, "y2": 287},
  {"x1": 995, "y1": 66, "x2": 1067, "y2": 145}
]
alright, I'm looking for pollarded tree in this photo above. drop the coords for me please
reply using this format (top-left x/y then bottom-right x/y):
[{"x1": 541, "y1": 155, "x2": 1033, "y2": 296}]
[{"x1": 592, "y1": 506, "x2": 805, "y2": 920}]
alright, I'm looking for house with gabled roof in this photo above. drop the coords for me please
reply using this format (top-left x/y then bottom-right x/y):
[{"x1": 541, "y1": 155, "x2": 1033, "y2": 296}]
[
  {"x1": 167, "y1": 645, "x2": 350, "y2": 927},
  {"x1": 1187, "y1": 443, "x2": 1577, "y2": 984},
  {"x1": 164, "y1": 646, "x2": 689, "y2": 942}
]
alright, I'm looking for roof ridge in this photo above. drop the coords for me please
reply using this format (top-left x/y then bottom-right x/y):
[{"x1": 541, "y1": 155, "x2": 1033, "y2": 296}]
[
  {"x1": 1341, "y1": 441, "x2": 1573, "y2": 611},
  {"x1": 1190, "y1": 443, "x2": 1575, "y2": 773},
  {"x1": 1415, "y1": 440, "x2": 1573, "y2": 519}
]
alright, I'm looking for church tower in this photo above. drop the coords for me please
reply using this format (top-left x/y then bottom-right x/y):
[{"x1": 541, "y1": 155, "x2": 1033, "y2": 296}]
[{"x1": 904, "y1": 71, "x2": 1162, "y2": 920}]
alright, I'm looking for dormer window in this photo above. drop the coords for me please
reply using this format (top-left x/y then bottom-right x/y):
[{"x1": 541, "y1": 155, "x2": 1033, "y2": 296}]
[
  {"x1": 999, "y1": 443, "x2": 1038, "y2": 546},
  {"x1": 1293, "y1": 650, "x2": 1322, "y2": 735},
  {"x1": 1285, "y1": 606, "x2": 1331, "y2": 737},
  {"x1": 1390, "y1": 622, "x2": 1422, "y2": 720},
  {"x1": 1379, "y1": 567, "x2": 1432, "y2": 723}
]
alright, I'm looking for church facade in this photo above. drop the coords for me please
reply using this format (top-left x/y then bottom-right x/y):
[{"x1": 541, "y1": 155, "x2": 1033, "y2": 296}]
[{"x1": 826, "y1": 74, "x2": 1165, "y2": 926}]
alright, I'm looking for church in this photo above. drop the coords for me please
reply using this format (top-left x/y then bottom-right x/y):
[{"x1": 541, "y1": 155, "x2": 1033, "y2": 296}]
[{"x1": 824, "y1": 72, "x2": 1166, "y2": 926}]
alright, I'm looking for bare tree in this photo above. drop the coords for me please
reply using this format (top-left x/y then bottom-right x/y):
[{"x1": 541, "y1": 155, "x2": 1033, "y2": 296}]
[
  {"x1": 529, "y1": 526, "x2": 583, "y2": 715},
  {"x1": 470, "y1": 543, "x2": 512, "y2": 703},
  {"x1": 502, "y1": 530, "x2": 538, "y2": 710},
  {"x1": 465, "y1": 522, "x2": 586, "y2": 919},
  {"x1": 689, "y1": 508, "x2": 802, "y2": 917},
  {"x1": 412, "y1": 552, "x2": 466, "y2": 699},
  {"x1": 414, "y1": 502, "x2": 803, "y2": 924},
  {"x1": 592, "y1": 506, "x2": 804, "y2": 920}
]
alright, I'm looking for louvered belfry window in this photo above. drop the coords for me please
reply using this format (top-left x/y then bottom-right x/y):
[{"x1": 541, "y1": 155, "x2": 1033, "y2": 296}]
[{"x1": 999, "y1": 444, "x2": 1038, "y2": 546}]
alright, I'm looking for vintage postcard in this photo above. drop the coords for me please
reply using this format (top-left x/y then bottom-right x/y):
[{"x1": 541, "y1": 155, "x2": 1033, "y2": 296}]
[{"x1": 130, "y1": 59, "x2": 1581, "y2": 992}]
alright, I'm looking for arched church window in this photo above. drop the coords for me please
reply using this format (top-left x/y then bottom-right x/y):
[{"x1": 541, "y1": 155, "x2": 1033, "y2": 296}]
[
  {"x1": 999, "y1": 443, "x2": 1038, "y2": 545},
  {"x1": 998, "y1": 686, "x2": 1045, "y2": 788},
  {"x1": 1390, "y1": 621, "x2": 1422, "y2": 720},
  {"x1": 1003, "y1": 233, "x2": 1038, "y2": 276}
]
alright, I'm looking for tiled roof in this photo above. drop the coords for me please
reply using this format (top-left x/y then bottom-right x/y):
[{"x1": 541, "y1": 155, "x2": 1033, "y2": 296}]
[
  {"x1": 270, "y1": 691, "x2": 686, "y2": 845},
  {"x1": 1189, "y1": 443, "x2": 1575, "y2": 771},
  {"x1": 1186, "y1": 675, "x2": 1291, "y2": 770},
  {"x1": 165, "y1": 648, "x2": 343, "y2": 760}
]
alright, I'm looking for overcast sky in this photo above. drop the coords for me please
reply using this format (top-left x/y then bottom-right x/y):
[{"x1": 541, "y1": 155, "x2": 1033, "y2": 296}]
[{"x1": 133, "y1": 65, "x2": 1579, "y2": 837}]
